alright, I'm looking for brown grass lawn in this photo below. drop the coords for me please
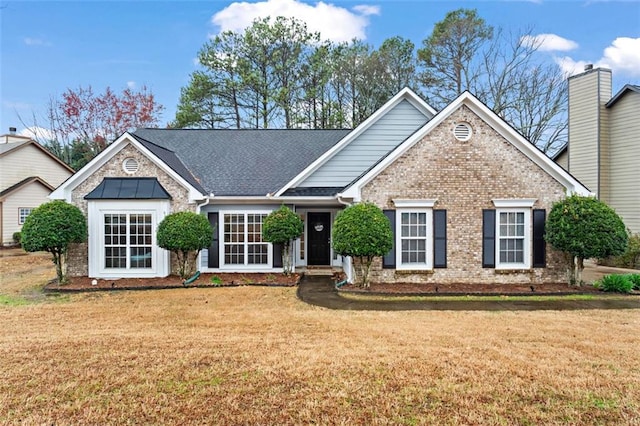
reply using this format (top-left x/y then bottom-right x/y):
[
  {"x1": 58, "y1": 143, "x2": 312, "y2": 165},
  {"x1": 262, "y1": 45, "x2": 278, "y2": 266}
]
[{"x1": 1, "y1": 251, "x2": 639, "y2": 425}]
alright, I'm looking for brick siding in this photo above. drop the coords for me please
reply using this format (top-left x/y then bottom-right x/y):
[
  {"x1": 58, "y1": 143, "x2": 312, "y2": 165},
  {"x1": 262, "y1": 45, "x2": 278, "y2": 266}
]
[{"x1": 361, "y1": 105, "x2": 569, "y2": 285}]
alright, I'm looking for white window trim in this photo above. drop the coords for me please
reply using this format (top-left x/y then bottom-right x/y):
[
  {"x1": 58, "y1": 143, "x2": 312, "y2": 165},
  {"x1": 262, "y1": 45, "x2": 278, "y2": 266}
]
[
  {"x1": 219, "y1": 210, "x2": 272, "y2": 270},
  {"x1": 393, "y1": 199, "x2": 437, "y2": 209},
  {"x1": 294, "y1": 208, "x2": 343, "y2": 268},
  {"x1": 395, "y1": 208, "x2": 434, "y2": 270},
  {"x1": 492, "y1": 199, "x2": 536, "y2": 208},
  {"x1": 88, "y1": 200, "x2": 170, "y2": 279},
  {"x1": 18, "y1": 207, "x2": 33, "y2": 225},
  {"x1": 494, "y1": 208, "x2": 531, "y2": 270}
]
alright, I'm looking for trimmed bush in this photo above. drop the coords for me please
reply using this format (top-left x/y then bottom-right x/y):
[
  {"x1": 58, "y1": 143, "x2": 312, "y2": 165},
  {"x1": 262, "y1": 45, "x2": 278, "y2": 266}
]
[
  {"x1": 262, "y1": 205, "x2": 303, "y2": 275},
  {"x1": 595, "y1": 274, "x2": 634, "y2": 293},
  {"x1": 12, "y1": 232, "x2": 21, "y2": 244},
  {"x1": 546, "y1": 194, "x2": 628, "y2": 285},
  {"x1": 21, "y1": 200, "x2": 87, "y2": 284},
  {"x1": 157, "y1": 211, "x2": 213, "y2": 280},
  {"x1": 332, "y1": 202, "x2": 393, "y2": 288}
]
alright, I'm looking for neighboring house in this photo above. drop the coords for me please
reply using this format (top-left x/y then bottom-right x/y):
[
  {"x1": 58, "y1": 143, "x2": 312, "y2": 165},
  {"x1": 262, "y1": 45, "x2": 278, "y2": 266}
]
[
  {"x1": 565, "y1": 66, "x2": 640, "y2": 234},
  {"x1": 0, "y1": 129, "x2": 74, "y2": 245},
  {"x1": 51, "y1": 89, "x2": 589, "y2": 284}
]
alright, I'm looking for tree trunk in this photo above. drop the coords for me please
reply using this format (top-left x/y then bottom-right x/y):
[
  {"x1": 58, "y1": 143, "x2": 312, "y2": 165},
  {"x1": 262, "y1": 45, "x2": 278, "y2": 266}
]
[
  {"x1": 576, "y1": 257, "x2": 585, "y2": 286},
  {"x1": 282, "y1": 241, "x2": 292, "y2": 275}
]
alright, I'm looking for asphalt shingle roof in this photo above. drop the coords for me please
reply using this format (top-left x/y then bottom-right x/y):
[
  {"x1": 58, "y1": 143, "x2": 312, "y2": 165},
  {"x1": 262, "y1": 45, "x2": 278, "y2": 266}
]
[{"x1": 131, "y1": 129, "x2": 350, "y2": 196}]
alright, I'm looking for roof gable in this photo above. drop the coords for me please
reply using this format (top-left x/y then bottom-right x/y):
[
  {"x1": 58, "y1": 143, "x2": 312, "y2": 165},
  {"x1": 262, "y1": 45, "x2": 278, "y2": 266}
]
[
  {"x1": 606, "y1": 84, "x2": 640, "y2": 108},
  {"x1": 340, "y1": 91, "x2": 591, "y2": 200},
  {"x1": 50, "y1": 133, "x2": 205, "y2": 202},
  {"x1": 274, "y1": 88, "x2": 436, "y2": 196},
  {"x1": 0, "y1": 176, "x2": 54, "y2": 201},
  {"x1": 0, "y1": 139, "x2": 74, "y2": 173}
]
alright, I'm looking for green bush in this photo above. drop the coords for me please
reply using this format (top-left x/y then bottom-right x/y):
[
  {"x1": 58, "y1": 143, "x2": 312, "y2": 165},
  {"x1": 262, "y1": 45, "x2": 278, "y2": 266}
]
[
  {"x1": 12, "y1": 231, "x2": 21, "y2": 244},
  {"x1": 262, "y1": 205, "x2": 303, "y2": 275},
  {"x1": 21, "y1": 200, "x2": 87, "y2": 284},
  {"x1": 624, "y1": 273, "x2": 640, "y2": 290},
  {"x1": 607, "y1": 233, "x2": 640, "y2": 269},
  {"x1": 157, "y1": 211, "x2": 213, "y2": 280},
  {"x1": 546, "y1": 194, "x2": 628, "y2": 285},
  {"x1": 595, "y1": 274, "x2": 634, "y2": 293},
  {"x1": 332, "y1": 202, "x2": 393, "y2": 288}
]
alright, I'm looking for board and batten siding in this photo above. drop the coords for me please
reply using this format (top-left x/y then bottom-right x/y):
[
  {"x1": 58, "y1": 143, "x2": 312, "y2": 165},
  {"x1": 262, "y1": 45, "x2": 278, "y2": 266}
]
[
  {"x1": 298, "y1": 99, "x2": 430, "y2": 187},
  {"x1": 608, "y1": 91, "x2": 640, "y2": 234},
  {"x1": 568, "y1": 68, "x2": 612, "y2": 197}
]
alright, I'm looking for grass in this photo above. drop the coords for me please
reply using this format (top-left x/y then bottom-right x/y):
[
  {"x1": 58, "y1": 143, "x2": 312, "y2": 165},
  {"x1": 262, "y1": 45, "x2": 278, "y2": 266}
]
[{"x1": 1, "y1": 252, "x2": 639, "y2": 424}]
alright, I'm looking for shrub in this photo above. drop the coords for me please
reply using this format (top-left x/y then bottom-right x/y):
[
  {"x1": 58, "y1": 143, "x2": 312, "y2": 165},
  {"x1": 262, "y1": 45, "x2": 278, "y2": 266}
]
[
  {"x1": 546, "y1": 194, "x2": 628, "y2": 285},
  {"x1": 624, "y1": 273, "x2": 640, "y2": 290},
  {"x1": 607, "y1": 233, "x2": 640, "y2": 269},
  {"x1": 332, "y1": 202, "x2": 393, "y2": 288},
  {"x1": 157, "y1": 211, "x2": 213, "y2": 280},
  {"x1": 12, "y1": 232, "x2": 21, "y2": 244},
  {"x1": 595, "y1": 274, "x2": 634, "y2": 293},
  {"x1": 262, "y1": 206, "x2": 303, "y2": 275},
  {"x1": 21, "y1": 200, "x2": 87, "y2": 284}
]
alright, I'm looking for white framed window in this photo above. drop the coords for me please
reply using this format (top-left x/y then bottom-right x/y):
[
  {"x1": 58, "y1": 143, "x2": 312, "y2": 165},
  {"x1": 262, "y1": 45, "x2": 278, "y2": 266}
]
[
  {"x1": 104, "y1": 213, "x2": 153, "y2": 269},
  {"x1": 394, "y1": 200, "x2": 436, "y2": 270},
  {"x1": 18, "y1": 207, "x2": 33, "y2": 225},
  {"x1": 493, "y1": 199, "x2": 535, "y2": 270},
  {"x1": 222, "y1": 212, "x2": 270, "y2": 267},
  {"x1": 88, "y1": 200, "x2": 169, "y2": 278}
]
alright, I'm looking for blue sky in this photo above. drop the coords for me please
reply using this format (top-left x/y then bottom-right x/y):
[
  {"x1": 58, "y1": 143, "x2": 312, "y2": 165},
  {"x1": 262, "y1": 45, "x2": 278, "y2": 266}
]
[{"x1": 1, "y1": 0, "x2": 639, "y2": 137}]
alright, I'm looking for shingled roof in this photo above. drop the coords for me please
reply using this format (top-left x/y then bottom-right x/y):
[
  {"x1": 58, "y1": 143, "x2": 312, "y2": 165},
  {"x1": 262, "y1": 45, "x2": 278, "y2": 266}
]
[{"x1": 131, "y1": 129, "x2": 350, "y2": 196}]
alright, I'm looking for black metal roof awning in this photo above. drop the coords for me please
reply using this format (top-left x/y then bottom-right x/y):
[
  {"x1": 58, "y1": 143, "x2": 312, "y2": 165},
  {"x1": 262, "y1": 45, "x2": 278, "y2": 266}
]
[{"x1": 85, "y1": 177, "x2": 172, "y2": 200}]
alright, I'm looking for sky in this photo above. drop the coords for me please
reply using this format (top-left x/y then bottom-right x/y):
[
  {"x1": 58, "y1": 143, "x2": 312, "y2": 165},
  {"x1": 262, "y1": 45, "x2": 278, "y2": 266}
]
[{"x1": 1, "y1": 0, "x2": 639, "y2": 138}]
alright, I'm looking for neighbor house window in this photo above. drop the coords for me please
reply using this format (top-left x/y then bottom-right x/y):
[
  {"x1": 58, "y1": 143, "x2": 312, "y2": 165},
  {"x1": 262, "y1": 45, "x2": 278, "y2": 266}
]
[
  {"x1": 223, "y1": 212, "x2": 269, "y2": 266},
  {"x1": 19, "y1": 208, "x2": 33, "y2": 225},
  {"x1": 104, "y1": 213, "x2": 153, "y2": 269},
  {"x1": 394, "y1": 200, "x2": 436, "y2": 270}
]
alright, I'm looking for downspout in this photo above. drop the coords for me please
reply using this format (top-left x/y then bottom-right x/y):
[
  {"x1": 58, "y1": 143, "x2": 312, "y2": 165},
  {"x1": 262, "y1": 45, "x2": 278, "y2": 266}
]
[
  {"x1": 336, "y1": 194, "x2": 354, "y2": 284},
  {"x1": 194, "y1": 194, "x2": 215, "y2": 272}
]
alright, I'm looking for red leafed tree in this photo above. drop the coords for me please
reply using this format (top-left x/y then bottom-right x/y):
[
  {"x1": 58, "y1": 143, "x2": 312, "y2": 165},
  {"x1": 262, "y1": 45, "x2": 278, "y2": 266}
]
[{"x1": 47, "y1": 85, "x2": 163, "y2": 167}]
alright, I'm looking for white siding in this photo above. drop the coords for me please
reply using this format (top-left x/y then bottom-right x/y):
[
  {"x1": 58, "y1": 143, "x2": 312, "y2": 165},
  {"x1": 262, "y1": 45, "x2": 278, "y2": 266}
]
[
  {"x1": 1, "y1": 181, "x2": 51, "y2": 244},
  {"x1": 608, "y1": 91, "x2": 640, "y2": 234},
  {"x1": 0, "y1": 143, "x2": 72, "y2": 191},
  {"x1": 299, "y1": 99, "x2": 430, "y2": 187},
  {"x1": 568, "y1": 68, "x2": 612, "y2": 196}
]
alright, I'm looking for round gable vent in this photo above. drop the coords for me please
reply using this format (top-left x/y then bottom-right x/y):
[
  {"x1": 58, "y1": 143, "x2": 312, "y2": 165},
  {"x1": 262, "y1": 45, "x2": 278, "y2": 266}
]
[
  {"x1": 453, "y1": 123, "x2": 472, "y2": 141},
  {"x1": 123, "y1": 157, "x2": 139, "y2": 174}
]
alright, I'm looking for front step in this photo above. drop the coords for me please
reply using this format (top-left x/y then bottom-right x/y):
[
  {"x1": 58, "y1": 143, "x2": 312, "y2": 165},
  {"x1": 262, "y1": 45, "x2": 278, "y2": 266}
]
[{"x1": 301, "y1": 267, "x2": 339, "y2": 276}]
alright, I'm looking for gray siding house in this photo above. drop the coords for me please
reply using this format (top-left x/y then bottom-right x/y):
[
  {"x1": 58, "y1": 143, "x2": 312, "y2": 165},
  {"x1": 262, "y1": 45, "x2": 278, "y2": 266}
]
[
  {"x1": 51, "y1": 88, "x2": 589, "y2": 285},
  {"x1": 567, "y1": 67, "x2": 640, "y2": 234}
]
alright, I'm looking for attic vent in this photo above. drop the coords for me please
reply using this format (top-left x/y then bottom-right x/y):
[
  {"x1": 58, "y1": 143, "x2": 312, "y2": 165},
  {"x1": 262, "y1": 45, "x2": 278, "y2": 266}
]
[
  {"x1": 122, "y1": 158, "x2": 139, "y2": 174},
  {"x1": 453, "y1": 123, "x2": 472, "y2": 141}
]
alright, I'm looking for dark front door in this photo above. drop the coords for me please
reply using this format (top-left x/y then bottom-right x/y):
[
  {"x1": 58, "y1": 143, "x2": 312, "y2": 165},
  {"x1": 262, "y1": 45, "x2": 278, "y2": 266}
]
[{"x1": 307, "y1": 212, "x2": 331, "y2": 265}]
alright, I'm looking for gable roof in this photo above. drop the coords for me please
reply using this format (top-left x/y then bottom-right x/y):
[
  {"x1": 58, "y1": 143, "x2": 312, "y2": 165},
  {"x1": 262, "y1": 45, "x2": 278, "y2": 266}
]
[
  {"x1": 132, "y1": 128, "x2": 350, "y2": 196},
  {"x1": 274, "y1": 88, "x2": 436, "y2": 196},
  {"x1": 606, "y1": 84, "x2": 640, "y2": 108},
  {"x1": 340, "y1": 91, "x2": 591, "y2": 200},
  {"x1": 0, "y1": 139, "x2": 74, "y2": 173},
  {"x1": 0, "y1": 176, "x2": 54, "y2": 201}
]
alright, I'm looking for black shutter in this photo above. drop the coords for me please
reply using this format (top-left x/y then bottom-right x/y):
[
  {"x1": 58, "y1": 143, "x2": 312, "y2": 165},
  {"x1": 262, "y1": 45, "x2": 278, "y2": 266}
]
[
  {"x1": 482, "y1": 209, "x2": 496, "y2": 268},
  {"x1": 273, "y1": 243, "x2": 283, "y2": 268},
  {"x1": 434, "y1": 209, "x2": 447, "y2": 268},
  {"x1": 532, "y1": 209, "x2": 546, "y2": 268},
  {"x1": 208, "y1": 212, "x2": 219, "y2": 268},
  {"x1": 382, "y1": 210, "x2": 396, "y2": 269}
]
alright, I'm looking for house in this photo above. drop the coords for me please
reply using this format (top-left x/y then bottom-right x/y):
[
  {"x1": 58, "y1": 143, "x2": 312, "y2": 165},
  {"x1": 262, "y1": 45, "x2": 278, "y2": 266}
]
[
  {"x1": 0, "y1": 128, "x2": 74, "y2": 245},
  {"x1": 50, "y1": 89, "x2": 589, "y2": 284},
  {"x1": 565, "y1": 66, "x2": 640, "y2": 234}
]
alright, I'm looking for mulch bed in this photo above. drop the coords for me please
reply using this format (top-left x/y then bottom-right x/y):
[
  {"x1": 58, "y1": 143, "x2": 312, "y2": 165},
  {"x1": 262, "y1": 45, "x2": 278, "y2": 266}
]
[
  {"x1": 44, "y1": 273, "x2": 300, "y2": 292},
  {"x1": 338, "y1": 282, "x2": 604, "y2": 296}
]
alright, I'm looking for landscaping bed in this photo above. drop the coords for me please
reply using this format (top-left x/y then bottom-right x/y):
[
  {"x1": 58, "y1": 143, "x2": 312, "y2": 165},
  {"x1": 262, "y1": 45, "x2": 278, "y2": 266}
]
[
  {"x1": 338, "y1": 281, "x2": 606, "y2": 296},
  {"x1": 44, "y1": 272, "x2": 300, "y2": 292}
]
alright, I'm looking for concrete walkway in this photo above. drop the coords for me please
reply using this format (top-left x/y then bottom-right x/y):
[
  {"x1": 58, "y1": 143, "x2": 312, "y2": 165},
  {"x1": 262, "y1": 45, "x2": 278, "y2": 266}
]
[{"x1": 297, "y1": 276, "x2": 640, "y2": 311}]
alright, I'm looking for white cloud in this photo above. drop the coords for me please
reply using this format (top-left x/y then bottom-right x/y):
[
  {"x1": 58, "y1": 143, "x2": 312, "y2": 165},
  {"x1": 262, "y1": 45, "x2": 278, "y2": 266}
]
[
  {"x1": 211, "y1": 0, "x2": 379, "y2": 42},
  {"x1": 19, "y1": 126, "x2": 55, "y2": 142},
  {"x1": 554, "y1": 37, "x2": 640, "y2": 78},
  {"x1": 127, "y1": 81, "x2": 136, "y2": 89},
  {"x1": 521, "y1": 34, "x2": 578, "y2": 52},
  {"x1": 24, "y1": 37, "x2": 52, "y2": 47}
]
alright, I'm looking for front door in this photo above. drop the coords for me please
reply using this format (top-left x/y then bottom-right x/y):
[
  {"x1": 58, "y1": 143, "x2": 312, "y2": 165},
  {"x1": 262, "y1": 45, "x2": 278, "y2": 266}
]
[{"x1": 307, "y1": 212, "x2": 331, "y2": 265}]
